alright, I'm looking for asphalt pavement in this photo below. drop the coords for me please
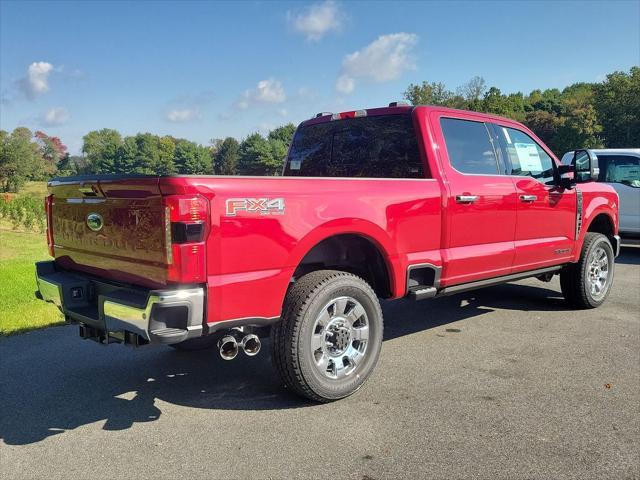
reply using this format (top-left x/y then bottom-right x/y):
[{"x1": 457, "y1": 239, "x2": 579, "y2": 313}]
[{"x1": 1, "y1": 247, "x2": 639, "y2": 479}]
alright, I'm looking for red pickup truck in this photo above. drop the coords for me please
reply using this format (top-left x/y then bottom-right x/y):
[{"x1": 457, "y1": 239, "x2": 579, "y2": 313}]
[{"x1": 35, "y1": 104, "x2": 620, "y2": 402}]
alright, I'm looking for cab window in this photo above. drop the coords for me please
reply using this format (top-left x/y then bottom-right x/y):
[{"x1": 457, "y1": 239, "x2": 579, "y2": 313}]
[
  {"x1": 496, "y1": 126, "x2": 556, "y2": 185},
  {"x1": 597, "y1": 155, "x2": 640, "y2": 188},
  {"x1": 440, "y1": 118, "x2": 500, "y2": 175}
]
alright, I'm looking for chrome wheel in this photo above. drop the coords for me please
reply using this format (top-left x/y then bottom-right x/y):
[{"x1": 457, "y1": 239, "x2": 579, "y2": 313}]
[
  {"x1": 587, "y1": 246, "x2": 610, "y2": 299},
  {"x1": 310, "y1": 296, "x2": 369, "y2": 380}
]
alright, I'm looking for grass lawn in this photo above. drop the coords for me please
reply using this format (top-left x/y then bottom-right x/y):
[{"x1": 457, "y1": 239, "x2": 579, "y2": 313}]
[
  {"x1": 0, "y1": 227, "x2": 64, "y2": 336},
  {"x1": 18, "y1": 180, "x2": 49, "y2": 199}
]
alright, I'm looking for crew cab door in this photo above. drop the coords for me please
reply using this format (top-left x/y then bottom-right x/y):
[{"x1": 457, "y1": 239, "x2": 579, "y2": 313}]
[
  {"x1": 432, "y1": 113, "x2": 518, "y2": 285},
  {"x1": 492, "y1": 123, "x2": 576, "y2": 270}
]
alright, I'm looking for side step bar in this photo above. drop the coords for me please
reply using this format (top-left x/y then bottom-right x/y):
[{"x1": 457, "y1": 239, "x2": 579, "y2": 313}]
[
  {"x1": 407, "y1": 265, "x2": 563, "y2": 300},
  {"x1": 408, "y1": 286, "x2": 437, "y2": 301},
  {"x1": 438, "y1": 266, "x2": 562, "y2": 296}
]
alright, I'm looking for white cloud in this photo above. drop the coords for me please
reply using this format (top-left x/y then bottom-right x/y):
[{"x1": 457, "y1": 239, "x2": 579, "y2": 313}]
[
  {"x1": 335, "y1": 75, "x2": 355, "y2": 94},
  {"x1": 19, "y1": 62, "x2": 55, "y2": 99},
  {"x1": 237, "y1": 78, "x2": 286, "y2": 109},
  {"x1": 288, "y1": 1, "x2": 343, "y2": 41},
  {"x1": 41, "y1": 107, "x2": 69, "y2": 126},
  {"x1": 335, "y1": 33, "x2": 418, "y2": 94},
  {"x1": 166, "y1": 108, "x2": 200, "y2": 123}
]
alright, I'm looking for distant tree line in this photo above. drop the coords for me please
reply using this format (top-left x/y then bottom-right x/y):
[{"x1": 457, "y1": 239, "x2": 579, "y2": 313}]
[
  {"x1": 1, "y1": 67, "x2": 637, "y2": 192},
  {"x1": 403, "y1": 67, "x2": 639, "y2": 155}
]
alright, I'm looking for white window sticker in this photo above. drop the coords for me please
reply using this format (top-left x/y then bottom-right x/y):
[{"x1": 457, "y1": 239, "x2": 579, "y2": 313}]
[
  {"x1": 514, "y1": 143, "x2": 543, "y2": 172},
  {"x1": 290, "y1": 160, "x2": 301, "y2": 170},
  {"x1": 502, "y1": 127, "x2": 512, "y2": 144}
]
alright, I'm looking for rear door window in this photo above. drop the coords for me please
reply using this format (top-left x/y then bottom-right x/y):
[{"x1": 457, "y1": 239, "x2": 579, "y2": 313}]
[
  {"x1": 440, "y1": 118, "x2": 500, "y2": 175},
  {"x1": 284, "y1": 114, "x2": 424, "y2": 178}
]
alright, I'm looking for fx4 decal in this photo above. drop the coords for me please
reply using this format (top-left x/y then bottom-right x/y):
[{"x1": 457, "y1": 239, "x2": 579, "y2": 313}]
[{"x1": 225, "y1": 198, "x2": 285, "y2": 217}]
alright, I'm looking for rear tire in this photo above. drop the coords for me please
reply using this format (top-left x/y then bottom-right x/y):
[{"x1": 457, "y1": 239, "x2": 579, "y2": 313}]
[
  {"x1": 560, "y1": 232, "x2": 615, "y2": 309},
  {"x1": 271, "y1": 270, "x2": 383, "y2": 402}
]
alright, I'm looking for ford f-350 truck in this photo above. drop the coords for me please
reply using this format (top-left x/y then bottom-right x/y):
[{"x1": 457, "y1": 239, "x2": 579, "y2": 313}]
[{"x1": 35, "y1": 104, "x2": 620, "y2": 402}]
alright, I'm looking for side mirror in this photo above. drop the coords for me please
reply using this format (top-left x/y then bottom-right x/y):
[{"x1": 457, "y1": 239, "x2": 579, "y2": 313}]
[
  {"x1": 573, "y1": 149, "x2": 600, "y2": 183},
  {"x1": 557, "y1": 164, "x2": 576, "y2": 189}
]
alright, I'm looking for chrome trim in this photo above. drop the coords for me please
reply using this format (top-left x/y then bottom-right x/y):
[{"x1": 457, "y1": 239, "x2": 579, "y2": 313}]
[
  {"x1": 575, "y1": 189, "x2": 583, "y2": 240},
  {"x1": 456, "y1": 195, "x2": 479, "y2": 203},
  {"x1": 37, "y1": 276, "x2": 63, "y2": 309},
  {"x1": 35, "y1": 261, "x2": 204, "y2": 344},
  {"x1": 406, "y1": 262, "x2": 442, "y2": 295},
  {"x1": 206, "y1": 315, "x2": 280, "y2": 333},
  {"x1": 438, "y1": 266, "x2": 562, "y2": 296},
  {"x1": 103, "y1": 288, "x2": 205, "y2": 340}
]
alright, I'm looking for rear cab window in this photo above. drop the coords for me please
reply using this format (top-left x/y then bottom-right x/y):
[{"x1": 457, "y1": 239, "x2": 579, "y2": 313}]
[
  {"x1": 284, "y1": 114, "x2": 425, "y2": 178},
  {"x1": 439, "y1": 117, "x2": 500, "y2": 175}
]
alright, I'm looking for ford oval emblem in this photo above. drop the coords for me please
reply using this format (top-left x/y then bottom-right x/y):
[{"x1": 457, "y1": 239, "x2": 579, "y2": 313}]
[{"x1": 86, "y1": 213, "x2": 104, "y2": 232}]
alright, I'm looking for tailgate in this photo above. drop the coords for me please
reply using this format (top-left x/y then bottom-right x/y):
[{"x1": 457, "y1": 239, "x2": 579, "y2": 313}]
[{"x1": 49, "y1": 176, "x2": 169, "y2": 288}]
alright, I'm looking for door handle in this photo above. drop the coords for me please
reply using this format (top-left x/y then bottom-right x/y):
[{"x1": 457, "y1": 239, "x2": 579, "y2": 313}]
[
  {"x1": 456, "y1": 195, "x2": 479, "y2": 204},
  {"x1": 519, "y1": 195, "x2": 537, "y2": 202}
]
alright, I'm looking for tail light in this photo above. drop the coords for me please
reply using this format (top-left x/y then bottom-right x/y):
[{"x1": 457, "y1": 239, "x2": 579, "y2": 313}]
[
  {"x1": 163, "y1": 195, "x2": 210, "y2": 283},
  {"x1": 45, "y1": 194, "x2": 54, "y2": 257}
]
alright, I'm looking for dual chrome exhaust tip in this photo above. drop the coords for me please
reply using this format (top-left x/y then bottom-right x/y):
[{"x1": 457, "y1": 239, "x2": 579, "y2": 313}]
[{"x1": 217, "y1": 332, "x2": 261, "y2": 361}]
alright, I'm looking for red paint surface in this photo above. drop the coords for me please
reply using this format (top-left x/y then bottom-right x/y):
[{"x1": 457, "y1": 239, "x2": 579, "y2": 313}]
[{"x1": 46, "y1": 106, "x2": 619, "y2": 327}]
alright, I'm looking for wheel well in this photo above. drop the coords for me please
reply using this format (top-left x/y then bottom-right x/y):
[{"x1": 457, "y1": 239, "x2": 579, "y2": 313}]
[
  {"x1": 587, "y1": 213, "x2": 614, "y2": 238},
  {"x1": 293, "y1": 234, "x2": 392, "y2": 298},
  {"x1": 586, "y1": 213, "x2": 618, "y2": 252}
]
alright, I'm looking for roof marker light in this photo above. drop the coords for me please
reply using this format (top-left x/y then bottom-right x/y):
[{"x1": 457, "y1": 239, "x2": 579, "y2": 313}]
[
  {"x1": 389, "y1": 101, "x2": 409, "y2": 107},
  {"x1": 330, "y1": 110, "x2": 368, "y2": 121}
]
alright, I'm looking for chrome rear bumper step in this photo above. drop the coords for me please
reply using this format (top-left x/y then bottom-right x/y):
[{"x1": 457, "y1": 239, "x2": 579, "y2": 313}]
[{"x1": 35, "y1": 261, "x2": 204, "y2": 345}]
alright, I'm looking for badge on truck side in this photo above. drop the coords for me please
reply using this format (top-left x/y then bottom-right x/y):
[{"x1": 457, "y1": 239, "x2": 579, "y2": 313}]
[{"x1": 225, "y1": 198, "x2": 285, "y2": 216}]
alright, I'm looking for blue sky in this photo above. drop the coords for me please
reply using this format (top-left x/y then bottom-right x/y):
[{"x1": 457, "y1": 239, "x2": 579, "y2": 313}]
[{"x1": 1, "y1": 0, "x2": 638, "y2": 154}]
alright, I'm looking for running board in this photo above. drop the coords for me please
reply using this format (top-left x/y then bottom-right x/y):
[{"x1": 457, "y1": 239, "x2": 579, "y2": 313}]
[
  {"x1": 408, "y1": 286, "x2": 437, "y2": 301},
  {"x1": 437, "y1": 266, "x2": 563, "y2": 296}
]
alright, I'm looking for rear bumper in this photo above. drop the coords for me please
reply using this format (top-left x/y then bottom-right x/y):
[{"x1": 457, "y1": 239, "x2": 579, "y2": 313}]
[{"x1": 35, "y1": 261, "x2": 204, "y2": 345}]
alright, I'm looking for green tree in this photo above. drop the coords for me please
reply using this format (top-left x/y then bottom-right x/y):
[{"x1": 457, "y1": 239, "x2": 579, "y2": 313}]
[
  {"x1": 82, "y1": 129, "x2": 122, "y2": 173},
  {"x1": 56, "y1": 154, "x2": 77, "y2": 176},
  {"x1": 214, "y1": 137, "x2": 240, "y2": 175},
  {"x1": 268, "y1": 123, "x2": 296, "y2": 147},
  {"x1": 0, "y1": 128, "x2": 41, "y2": 191},
  {"x1": 457, "y1": 76, "x2": 486, "y2": 102},
  {"x1": 158, "y1": 136, "x2": 176, "y2": 175},
  {"x1": 403, "y1": 81, "x2": 453, "y2": 106},
  {"x1": 132, "y1": 133, "x2": 161, "y2": 174},
  {"x1": 174, "y1": 140, "x2": 211, "y2": 174},
  {"x1": 115, "y1": 136, "x2": 139, "y2": 173},
  {"x1": 594, "y1": 67, "x2": 640, "y2": 147},
  {"x1": 237, "y1": 133, "x2": 284, "y2": 175}
]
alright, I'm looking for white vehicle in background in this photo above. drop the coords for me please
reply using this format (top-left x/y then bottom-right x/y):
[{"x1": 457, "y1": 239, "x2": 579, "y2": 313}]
[{"x1": 563, "y1": 149, "x2": 640, "y2": 237}]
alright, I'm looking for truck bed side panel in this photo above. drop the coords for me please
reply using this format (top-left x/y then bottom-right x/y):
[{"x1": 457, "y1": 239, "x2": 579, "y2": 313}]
[{"x1": 161, "y1": 176, "x2": 443, "y2": 324}]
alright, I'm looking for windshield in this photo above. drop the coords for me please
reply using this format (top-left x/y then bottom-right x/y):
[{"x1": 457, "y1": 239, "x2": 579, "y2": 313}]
[{"x1": 283, "y1": 114, "x2": 424, "y2": 178}]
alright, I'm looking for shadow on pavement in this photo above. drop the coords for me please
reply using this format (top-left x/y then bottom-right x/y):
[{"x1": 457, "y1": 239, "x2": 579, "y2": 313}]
[
  {"x1": 0, "y1": 280, "x2": 585, "y2": 446},
  {"x1": 616, "y1": 245, "x2": 640, "y2": 265}
]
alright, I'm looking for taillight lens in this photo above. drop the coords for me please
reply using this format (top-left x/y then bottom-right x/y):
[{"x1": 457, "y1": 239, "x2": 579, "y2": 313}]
[
  {"x1": 45, "y1": 194, "x2": 54, "y2": 257},
  {"x1": 163, "y1": 195, "x2": 210, "y2": 283}
]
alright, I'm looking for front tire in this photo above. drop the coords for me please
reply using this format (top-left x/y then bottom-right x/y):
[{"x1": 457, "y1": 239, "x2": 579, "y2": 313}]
[
  {"x1": 271, "y1": 270, "x2": 384, "y2": 402},
  {"x1": 560, "y1": 232, "x2": 615, "y2": 309}
]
